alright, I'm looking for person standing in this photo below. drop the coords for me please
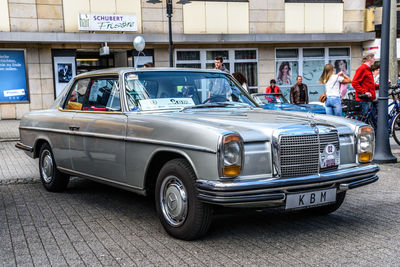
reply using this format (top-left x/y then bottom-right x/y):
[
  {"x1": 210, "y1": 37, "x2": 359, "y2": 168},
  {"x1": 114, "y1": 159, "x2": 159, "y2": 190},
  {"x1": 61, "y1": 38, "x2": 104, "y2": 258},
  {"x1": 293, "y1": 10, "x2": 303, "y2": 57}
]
[
  {"x1": 232, "y1": 72, "x2": 248, "y2": 92},
  {"x1": 371, "y1": 63, "x2": 380, "y2": 101},
  {"x1": 265, "y1": 79, "x2": 281, "y2": 94},
  {"x1": 319, "y1": 64, "x2": 351, "y2": 116},
  {"x1": 290, "y1": 76, "x2": 309, "y2": 104},
  {"x1": 214, "y1": 56, "x2": 229, "y2": 73},
  {"x1": 351, "y1": 53, "x2": 379, "y2": 114}
]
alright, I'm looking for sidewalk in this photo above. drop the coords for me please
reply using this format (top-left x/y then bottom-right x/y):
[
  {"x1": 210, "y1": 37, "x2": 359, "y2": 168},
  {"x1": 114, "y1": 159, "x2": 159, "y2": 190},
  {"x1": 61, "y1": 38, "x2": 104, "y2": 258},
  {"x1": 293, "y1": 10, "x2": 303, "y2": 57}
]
[{"x1": 0, "y1": 119, "x2": 399, "y2": 184}]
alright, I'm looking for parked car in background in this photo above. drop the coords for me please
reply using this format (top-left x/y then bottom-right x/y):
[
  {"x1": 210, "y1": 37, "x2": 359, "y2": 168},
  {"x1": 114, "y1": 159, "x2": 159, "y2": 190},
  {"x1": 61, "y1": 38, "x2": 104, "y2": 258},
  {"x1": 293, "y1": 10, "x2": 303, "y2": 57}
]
[
  {"x1": 252, "y1": 93, "x2": 326, "y2": 114},
  {"x1": 16, "y1": 68, "x2": 379, "y2": 240}
]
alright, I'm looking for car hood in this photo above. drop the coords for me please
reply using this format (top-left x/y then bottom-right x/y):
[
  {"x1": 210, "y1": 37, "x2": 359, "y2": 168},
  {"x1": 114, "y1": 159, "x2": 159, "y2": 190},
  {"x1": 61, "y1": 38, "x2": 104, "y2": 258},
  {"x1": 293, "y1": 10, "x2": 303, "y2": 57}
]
[{"x1": 139, "y1": 108, "x2": 360, "y2": 143}]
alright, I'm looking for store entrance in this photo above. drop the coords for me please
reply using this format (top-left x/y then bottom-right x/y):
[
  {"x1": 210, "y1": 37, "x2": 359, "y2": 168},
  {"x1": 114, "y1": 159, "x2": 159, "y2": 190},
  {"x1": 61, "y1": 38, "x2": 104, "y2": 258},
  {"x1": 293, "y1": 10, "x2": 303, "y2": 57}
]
[{"x1": 76, "y1": 51, "x2": 115, "y2": 75}]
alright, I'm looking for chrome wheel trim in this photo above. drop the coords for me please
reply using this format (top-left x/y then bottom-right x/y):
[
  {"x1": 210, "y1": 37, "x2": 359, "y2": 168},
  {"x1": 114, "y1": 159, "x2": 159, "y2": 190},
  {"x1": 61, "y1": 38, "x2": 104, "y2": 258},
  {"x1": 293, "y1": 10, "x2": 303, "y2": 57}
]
[
  {"x1": 160, "y1": 175, "x2": 188, "y2": 227},
  {"x1": 40, "y1": 150, "x2": 53, "y2": 183}
]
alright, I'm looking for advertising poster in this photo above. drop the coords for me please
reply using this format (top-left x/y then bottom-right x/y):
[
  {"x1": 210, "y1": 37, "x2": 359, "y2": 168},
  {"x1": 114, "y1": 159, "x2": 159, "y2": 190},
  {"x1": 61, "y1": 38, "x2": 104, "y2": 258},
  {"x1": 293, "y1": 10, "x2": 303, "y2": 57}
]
[
  {"x1": 53, "y1": 57, "x2": 76, "y2": 97},
  {"x1": 0, "y1": 50, "x2": 28, "y2": 103},
  {"x1": 276, "y1": 61, "x2": 298, "y2": 86},
  {"x1": 330, "y1": 59, "x2": 350, "y2": 75}
]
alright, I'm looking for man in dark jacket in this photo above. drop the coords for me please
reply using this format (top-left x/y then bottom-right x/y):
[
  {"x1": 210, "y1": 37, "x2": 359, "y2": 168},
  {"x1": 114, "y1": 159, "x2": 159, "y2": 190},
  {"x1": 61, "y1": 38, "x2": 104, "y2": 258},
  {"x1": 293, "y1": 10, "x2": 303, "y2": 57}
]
[
  {"x1": 290, "y1": 76, "x2": 309, "y2": 104},
  {"x1": 351, "y1": 53, "x2": 379, "y2": 114}
]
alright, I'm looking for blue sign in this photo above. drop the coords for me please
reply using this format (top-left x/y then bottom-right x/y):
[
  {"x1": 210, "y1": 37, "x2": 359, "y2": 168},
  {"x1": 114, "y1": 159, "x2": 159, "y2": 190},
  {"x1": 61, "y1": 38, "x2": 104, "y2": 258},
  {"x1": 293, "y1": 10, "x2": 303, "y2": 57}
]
[{"x1": 0, "y1": 50, "x2": 28, "y2": 103}]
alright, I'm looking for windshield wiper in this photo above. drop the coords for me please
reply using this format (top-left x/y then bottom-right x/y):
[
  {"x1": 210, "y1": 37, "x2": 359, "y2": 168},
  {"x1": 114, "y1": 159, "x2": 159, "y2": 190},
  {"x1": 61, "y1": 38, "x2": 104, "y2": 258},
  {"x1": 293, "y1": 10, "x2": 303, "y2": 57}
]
[{"x1": 180, "y1": 102, "x2": 252, "y2": 112}]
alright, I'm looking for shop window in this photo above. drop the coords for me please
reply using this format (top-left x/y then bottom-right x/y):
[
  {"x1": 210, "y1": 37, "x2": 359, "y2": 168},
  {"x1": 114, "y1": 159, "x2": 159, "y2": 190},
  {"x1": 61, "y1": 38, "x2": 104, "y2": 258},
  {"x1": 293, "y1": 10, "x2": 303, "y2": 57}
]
[
  {"x1": 177, "y1": 51, "x2": 200, "y2": 61},
  {"x1": 285, "y1": 0, "x2": 342, "y2": 2},
  {"x1": 235, "y1": 50, "x2": 256, "y2": 60},
  {"x1": 175, "y1": 48, "x2": 258, "y2": 90},
  {"x1": 275, "y1": 47, "x2": 350, "y2": 102},
  {"x1": 303, "y1": 48, "x2": 324, "y2": 57},
  {"x1": 329, "y1": 48, "x2": 350, "y2": 57},
  {"x1": 206, "y1": 50, "x2": 229, "y2": 61},
  {"x1": 176, "y1": 63, "x2": 201, "y2": 69},
  {"x1": 276, "y1": 49, "x2": 298, "y2": 59}
]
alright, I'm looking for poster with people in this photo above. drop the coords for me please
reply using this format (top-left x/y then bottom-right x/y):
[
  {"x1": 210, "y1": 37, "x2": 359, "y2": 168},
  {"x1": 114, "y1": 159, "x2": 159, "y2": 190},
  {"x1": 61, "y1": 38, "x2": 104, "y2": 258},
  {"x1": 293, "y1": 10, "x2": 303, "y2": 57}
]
[
  {"x1": 57, "y1": 63, "x2": 72, "y2": 83},
  {"x1": 331, "y1": 59, "x2": 349, "y2": 75},
  {"x1": 276, "y1": 61, "x2": 298, "y2": 86}
]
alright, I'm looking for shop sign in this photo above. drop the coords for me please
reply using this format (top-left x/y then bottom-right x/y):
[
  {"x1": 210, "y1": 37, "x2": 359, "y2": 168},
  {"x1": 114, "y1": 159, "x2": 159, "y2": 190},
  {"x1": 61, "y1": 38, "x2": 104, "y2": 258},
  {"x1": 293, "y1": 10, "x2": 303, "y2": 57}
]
[
  {"x1": 0, "y1": 50, "x2": 28, "y2": 103},
  {"x1": 363, "y1": 38, "x2": 400, "y2": 60},
  {"x1": 78, "y1": 13, "x2": 137, "y2": 32}
]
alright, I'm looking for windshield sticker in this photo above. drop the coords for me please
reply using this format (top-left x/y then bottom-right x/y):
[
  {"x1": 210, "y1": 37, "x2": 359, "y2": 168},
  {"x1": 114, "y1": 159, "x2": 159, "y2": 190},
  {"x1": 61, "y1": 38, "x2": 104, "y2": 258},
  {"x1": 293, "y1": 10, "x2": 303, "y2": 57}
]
[
  {"x1": 126, "y1": 74, "x2": 138, "y2": 80},
  {"x1": 139, "y1": 98, "x2": 195, "y2": 110}
]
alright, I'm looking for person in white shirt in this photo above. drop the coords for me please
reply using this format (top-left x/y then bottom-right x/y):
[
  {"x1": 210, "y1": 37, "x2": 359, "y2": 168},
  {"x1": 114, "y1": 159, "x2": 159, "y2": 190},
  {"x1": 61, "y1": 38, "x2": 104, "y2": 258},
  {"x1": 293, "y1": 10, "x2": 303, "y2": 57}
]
[{"x1": 319, "y1": 64, "x2": 351, "y2": 116}]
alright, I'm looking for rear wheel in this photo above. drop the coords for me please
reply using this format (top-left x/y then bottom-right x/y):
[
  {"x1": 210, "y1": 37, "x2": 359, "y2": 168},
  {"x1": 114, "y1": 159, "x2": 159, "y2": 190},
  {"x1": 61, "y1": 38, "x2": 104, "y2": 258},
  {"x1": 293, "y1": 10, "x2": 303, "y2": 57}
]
[
  {"x1": 392, "y1": 113, "x2": 400, "y2": 146},
  {"x1": 303, "y1": 191, "x2": 346, "y2": 216},
  {"x1": 155, "y1": 159, "x2": 212, "y2": 240},
  {"x1": 39, "y1": 143, "x2": 70, "y2": 192}
]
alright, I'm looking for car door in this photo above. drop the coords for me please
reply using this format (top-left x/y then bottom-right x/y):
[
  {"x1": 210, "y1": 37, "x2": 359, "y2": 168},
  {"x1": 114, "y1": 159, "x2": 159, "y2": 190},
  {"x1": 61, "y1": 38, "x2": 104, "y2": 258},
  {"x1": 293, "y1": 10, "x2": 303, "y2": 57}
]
[{"x1": 69, "y1": 76, "x2": 127, "y2": 183}]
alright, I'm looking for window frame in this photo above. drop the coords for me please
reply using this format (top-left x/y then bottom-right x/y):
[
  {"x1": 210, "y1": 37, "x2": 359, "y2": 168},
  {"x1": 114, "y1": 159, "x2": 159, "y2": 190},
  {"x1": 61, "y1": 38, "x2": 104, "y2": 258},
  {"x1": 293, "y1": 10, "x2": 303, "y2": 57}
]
[
  {"x1": 62, "y1": 75, "x2": 122, "y2": 113},
  {"x1": 175, "y1": 48, "x2": 258, "y2": 89}
]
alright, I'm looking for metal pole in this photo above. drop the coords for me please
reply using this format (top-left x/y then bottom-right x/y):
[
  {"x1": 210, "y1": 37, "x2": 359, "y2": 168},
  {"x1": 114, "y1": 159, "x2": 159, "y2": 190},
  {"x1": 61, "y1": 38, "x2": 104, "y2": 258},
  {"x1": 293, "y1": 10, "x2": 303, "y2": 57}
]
[
  {"x1": 373, "y1": 0, "x2": 397, "y2": 163},
  {"x1": 389, "y1": 0, "x2": 398, "y2": 83},
  {"x1": 167, "y1": 0, "x2": 173, "y2": 67}
]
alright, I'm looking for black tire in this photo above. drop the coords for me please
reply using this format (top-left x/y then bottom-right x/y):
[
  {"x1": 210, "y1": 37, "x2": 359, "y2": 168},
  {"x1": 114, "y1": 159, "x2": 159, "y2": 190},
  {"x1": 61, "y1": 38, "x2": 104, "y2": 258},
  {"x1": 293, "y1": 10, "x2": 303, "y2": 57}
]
[
  {"x1": 38, "y1": 143, "x2": 70, "y2": 192},
  {"x1": 303, "y1": 191, "x2": 346, "y2": 216},
  {"x1": 392, "y1": 113, "x2": 400, "y2": 146},
  {"x1": 155, "y1": 158, "x2": 212, "y2": 240}
]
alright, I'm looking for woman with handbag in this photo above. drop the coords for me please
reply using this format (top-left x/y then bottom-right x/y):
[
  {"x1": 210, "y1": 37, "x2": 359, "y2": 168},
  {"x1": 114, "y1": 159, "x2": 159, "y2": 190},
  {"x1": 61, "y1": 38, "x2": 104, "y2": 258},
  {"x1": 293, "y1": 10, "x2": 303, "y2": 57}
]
[{"x1": 319, "y1": 64, "x2": 351, "y2": 116}]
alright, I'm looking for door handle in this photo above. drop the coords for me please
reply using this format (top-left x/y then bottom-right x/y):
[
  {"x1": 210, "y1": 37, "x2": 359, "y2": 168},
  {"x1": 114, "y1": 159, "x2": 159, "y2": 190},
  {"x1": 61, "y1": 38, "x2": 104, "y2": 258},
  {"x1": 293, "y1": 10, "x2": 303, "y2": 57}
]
[{"x1": 69, "y1": 126, "x2": 80, "y2": 131}]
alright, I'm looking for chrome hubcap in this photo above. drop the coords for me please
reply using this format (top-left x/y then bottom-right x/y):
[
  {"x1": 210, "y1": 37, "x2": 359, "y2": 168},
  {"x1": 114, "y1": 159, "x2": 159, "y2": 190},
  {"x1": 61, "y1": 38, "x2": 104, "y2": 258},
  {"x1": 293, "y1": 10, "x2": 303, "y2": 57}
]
[
  {"x1": 41, "y1": 151, "x2": 53, "y2": 183},
  {"x1": 160, "y1": 175, "x2": 187, "y2": 227}
]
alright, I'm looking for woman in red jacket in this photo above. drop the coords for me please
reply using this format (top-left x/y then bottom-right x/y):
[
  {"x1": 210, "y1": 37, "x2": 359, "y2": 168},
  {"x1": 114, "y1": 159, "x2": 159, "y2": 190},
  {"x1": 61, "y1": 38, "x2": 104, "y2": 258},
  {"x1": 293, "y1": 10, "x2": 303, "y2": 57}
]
[
  {"x1": 265, "y1": 79, "x2": 281, "y2": 94},
  {"x1": 351, "y1": 53, "x2": 379, "y2": 114}
]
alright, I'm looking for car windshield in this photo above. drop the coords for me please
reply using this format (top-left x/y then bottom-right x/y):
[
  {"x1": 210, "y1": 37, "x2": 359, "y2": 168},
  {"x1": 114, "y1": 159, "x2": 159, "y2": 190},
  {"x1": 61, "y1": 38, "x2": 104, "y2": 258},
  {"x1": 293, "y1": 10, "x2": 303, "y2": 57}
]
[
  {"x1": 252, "y1": 93, "x2": 289, "y2": 105},
  {"x1": 124, "y1": 71, "x2": 257, "y2": 111}
]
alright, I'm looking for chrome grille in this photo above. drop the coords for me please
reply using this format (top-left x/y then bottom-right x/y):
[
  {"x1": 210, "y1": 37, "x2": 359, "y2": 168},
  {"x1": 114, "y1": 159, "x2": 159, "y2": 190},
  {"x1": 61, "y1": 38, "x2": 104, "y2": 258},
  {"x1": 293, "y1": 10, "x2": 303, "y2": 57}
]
[{"x1": 278, "y1": 132, "x2": 339, "y2": 177}]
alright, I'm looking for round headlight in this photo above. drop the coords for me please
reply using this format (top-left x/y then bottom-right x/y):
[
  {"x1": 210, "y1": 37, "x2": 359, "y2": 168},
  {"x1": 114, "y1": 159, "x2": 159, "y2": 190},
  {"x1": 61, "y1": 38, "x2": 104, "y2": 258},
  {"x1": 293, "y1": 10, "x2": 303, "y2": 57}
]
[{"x1": 224, "y1": 141, "x2": 241, "y2": 165}]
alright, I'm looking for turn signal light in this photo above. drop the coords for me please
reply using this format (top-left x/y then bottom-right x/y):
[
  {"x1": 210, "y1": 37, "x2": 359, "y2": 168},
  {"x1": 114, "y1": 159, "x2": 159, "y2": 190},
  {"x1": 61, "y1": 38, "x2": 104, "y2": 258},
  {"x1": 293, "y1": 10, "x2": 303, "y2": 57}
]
[
  {"x1": 222, "y1": 165, "x2": 241, "y2": 177},
  {"x1": 358, "y1": 152, "x2": 372, "y2": 163}
]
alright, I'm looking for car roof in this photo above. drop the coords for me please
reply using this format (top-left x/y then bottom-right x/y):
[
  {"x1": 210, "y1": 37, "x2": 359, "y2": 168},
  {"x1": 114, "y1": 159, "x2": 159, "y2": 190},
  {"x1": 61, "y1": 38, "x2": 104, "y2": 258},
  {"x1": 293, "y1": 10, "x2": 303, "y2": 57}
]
[{"x1": 75, "y1": 67, "x2": 229, "y2": 79}]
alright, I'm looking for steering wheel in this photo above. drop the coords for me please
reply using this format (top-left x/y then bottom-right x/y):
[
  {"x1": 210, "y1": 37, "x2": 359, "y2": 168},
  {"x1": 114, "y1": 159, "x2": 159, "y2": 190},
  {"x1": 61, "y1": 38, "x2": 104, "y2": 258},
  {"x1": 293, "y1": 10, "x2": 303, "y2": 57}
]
[{"x1": 202, "y1": 95, "x2": 229, "y2": 104}]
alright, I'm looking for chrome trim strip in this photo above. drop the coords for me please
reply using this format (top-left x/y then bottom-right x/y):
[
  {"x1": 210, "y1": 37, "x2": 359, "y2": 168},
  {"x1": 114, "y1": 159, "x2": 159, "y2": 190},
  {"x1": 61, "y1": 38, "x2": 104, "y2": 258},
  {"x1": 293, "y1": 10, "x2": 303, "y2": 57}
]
[
  {"x1": 19, "y1": 126, "x2": 216, "y2": 154},
  {"x1": 15, "y1": 142, "x2": 33, "y2": 152},
  {"x1": 124, "y1": 136, "x2": 216, "y2": 154},
  {"x1": 58, "y1": 107, "x2": 123, "y2": 114},
  {"x1": 57, "y1": 167, "x2": 145, "y2": 194},
  {"x1": 197, "y1": 164, "x2": 379, "y2": 192}
]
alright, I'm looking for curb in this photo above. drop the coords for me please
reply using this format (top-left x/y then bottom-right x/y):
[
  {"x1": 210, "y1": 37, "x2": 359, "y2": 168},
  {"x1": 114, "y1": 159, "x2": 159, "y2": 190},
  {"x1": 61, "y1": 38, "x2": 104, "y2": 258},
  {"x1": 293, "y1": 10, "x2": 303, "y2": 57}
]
[
  {"x1": 0, "y1": 138, "x2": 20, "y2": 142},
  {"x1": 0, "y1": 177, "x2": 41, "y2": 185}
]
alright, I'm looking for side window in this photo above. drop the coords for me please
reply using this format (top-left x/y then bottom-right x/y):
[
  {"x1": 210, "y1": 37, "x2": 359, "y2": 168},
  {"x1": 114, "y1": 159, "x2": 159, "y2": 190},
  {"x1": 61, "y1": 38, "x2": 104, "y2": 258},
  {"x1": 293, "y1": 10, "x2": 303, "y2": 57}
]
[
  {"x1": 81, "y1": 77, "x2": 121, "y2": 112},
  {"x1": 65, "y1": 78, "x2": 90, "y2": 110}
]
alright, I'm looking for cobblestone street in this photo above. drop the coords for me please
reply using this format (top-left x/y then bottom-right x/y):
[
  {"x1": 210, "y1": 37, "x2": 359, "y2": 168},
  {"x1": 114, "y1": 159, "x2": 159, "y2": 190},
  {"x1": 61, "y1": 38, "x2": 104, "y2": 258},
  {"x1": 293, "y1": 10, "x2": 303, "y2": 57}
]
[
  {"x1": 1, "y1": 164, "x2": 400, "y2": 266},
  {"x1": 1, "y1": 120, "x2": 400, "y2": 265}
]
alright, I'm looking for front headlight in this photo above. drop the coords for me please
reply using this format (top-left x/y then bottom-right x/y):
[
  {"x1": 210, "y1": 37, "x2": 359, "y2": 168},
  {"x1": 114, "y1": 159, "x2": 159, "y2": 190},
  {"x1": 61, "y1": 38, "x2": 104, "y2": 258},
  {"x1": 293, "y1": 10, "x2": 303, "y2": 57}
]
[
  {"x1": 218, "y1": 134, "x2": 244, "y2": 178},
  {"x1": 357, "y1": 126, "x2": 375, "y2": 163}
]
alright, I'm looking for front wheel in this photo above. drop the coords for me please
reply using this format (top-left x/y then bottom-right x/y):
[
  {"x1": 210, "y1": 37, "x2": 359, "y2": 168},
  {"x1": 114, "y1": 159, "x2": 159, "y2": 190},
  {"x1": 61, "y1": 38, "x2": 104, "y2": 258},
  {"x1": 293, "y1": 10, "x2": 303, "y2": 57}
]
[
  {"x1": 155, "y1": 159, "x2": 212, "y2": 240},
  {"x1": 392, "y1": 113, "x2": 400, "y2": 146},
  {"x1": 39, "y1": 143, "x2": 70, "y2": 192}
]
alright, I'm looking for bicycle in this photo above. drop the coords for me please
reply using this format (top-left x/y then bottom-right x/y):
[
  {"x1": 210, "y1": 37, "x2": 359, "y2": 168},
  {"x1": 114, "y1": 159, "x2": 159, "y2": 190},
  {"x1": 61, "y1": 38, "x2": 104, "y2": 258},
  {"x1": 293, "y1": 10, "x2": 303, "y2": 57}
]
[{"x1": 344, "y1": 85, "x2": 400, "y2": 146}]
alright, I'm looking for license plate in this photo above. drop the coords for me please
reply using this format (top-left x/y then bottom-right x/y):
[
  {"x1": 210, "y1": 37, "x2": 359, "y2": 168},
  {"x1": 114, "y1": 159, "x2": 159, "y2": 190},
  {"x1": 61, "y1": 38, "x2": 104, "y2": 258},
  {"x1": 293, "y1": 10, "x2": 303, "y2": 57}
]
[{"x1": 285, "y1": 188, "x2": 337, "y2": 210}]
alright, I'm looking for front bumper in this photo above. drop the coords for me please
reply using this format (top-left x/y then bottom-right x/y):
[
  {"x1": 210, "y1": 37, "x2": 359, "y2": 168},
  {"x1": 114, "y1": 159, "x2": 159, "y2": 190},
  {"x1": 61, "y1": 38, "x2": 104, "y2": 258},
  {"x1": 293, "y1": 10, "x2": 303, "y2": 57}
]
[{"x1": 197, "y1": 164, "x2": 379, "y2": 207}]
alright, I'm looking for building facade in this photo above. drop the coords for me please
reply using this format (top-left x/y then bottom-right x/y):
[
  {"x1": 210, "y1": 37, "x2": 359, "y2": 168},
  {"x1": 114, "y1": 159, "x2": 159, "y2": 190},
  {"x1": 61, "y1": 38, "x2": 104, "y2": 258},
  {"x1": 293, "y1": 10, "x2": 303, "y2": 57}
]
[{"x1": 0, "y1": 0, "x2": 374, "y2": 119}]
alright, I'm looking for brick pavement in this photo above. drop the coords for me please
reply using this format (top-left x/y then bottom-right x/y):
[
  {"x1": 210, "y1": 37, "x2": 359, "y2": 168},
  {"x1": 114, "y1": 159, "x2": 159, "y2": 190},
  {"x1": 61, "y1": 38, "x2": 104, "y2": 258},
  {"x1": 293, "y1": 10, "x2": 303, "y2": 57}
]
[
  {"x1": 1, "y1": 119, "x2": 400, "y2": 265},
  {"x1": 0, "y1": 120, "x2": 20, "y2": 141},
  {"x1": 0, "y1": 163, "x2": 400, "y2": 266}
]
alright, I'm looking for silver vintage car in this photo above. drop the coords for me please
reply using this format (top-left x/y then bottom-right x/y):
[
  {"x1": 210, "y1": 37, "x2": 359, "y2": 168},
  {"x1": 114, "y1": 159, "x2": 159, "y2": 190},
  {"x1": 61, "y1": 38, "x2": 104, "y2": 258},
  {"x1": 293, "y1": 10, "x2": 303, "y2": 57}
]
[{"x1": 16, "y1": 68, "x2": 379, "y2": 240}]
